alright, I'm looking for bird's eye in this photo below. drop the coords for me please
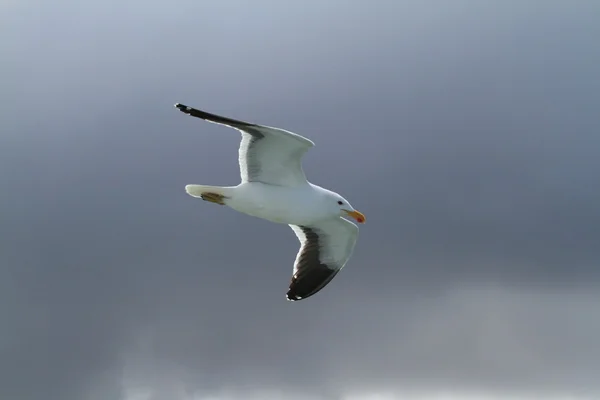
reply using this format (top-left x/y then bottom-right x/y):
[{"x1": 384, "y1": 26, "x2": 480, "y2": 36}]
[{"x1": 337, "y1": 200, "x2": 343, "y2": 205}]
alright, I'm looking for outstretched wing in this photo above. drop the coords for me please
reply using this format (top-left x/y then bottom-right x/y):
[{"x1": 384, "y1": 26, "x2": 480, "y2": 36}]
[
  {"x1": 175, "y1": 103, "x2": 314, "y2": 186},
  {"x1": 287, "y1": 217, "x2": 359, "y2": 301}
]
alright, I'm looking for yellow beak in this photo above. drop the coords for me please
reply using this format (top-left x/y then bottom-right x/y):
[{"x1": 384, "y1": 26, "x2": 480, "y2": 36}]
[{"x1": 344, "y1": 209, "x2": 366, "y2": 224}]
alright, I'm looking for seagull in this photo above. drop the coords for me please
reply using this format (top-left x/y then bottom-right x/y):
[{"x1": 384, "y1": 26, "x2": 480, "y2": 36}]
[{"x1": 175, "y1": 103, "x2": 366, "y2": 301}]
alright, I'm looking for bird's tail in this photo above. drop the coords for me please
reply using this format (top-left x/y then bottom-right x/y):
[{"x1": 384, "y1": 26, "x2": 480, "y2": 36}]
[{"x1": 185, "y1": 184, "x2": 233, "y2": 205}]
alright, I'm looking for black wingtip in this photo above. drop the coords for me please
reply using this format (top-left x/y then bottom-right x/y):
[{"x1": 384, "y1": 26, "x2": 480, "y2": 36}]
[
  {"x1": 174, "y1": 103, "x2": 189, "y2": 113},
  {"x1": 172, "y1": 103, "x2": 258, "y2": 127},
  {"x1": 286, "y1": 266, "x2": 339, "y2": 302},
  {"x1": 286, "y1": 294, "x2": 300, "y2": 302}
]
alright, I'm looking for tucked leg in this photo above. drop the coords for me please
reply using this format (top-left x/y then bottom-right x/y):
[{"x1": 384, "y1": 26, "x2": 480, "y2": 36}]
[{"x1": 200, "y1": 192, "x2": 226, "y2": 205}]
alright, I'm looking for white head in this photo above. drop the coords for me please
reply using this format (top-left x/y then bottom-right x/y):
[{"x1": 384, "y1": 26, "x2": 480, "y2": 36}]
[{"x1": 322, "y1": 190, "x2": 366, "y2": 224}]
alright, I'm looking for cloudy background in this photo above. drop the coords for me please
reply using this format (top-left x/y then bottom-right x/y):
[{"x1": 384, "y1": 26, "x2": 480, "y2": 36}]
[{"x1": 2, "y1": 1, "x2": 600, "y2": 399}]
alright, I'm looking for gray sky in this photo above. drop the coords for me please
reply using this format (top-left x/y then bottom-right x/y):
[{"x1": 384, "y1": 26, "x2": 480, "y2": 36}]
[{"x1": 2, "y1": 1, "x2": 600, "y2": 399}]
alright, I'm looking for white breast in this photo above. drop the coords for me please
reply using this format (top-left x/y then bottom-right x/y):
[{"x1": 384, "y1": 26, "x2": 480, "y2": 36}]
[{"x1": 228, "y1": 182, "x2": 328, "y2": 225}]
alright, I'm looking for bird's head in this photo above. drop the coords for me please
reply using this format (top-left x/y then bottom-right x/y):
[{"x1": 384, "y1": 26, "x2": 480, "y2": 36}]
[{"x1": 327, "y1": 193, "x2": 366, "y2": 224}]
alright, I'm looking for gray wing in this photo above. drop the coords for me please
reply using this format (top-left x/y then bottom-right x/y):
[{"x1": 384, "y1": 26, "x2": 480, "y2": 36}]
[
  {"x1": 287, "y1": 217, "x2": 359, "y2": 301},
  {"x1": 175, "y1": 103, "x2": 314, "y2": 186}
]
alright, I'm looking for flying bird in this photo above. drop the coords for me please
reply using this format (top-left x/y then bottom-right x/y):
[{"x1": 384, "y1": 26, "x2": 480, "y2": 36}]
[{"x1": 175, "y1": 103, "x2": 366, "y2": 301}]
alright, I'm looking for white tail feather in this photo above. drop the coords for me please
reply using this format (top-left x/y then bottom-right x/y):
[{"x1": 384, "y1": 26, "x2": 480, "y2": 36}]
[
  {"x1": 185, "y1": 184, "x2": 237, "y2": 200},
  {"x1": 185, "y1": 184, "x2": 226, "y2": 198}
]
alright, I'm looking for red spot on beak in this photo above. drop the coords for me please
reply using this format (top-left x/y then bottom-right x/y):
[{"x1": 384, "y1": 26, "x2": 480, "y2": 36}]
[{"x1": 344, "y1": 210, "x2": 366, "y2": 224}]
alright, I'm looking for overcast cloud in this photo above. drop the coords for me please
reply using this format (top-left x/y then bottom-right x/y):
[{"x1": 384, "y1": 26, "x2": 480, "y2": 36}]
[{"x1": 2, "y1": 1, "x2": 600, "y2": 399}]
